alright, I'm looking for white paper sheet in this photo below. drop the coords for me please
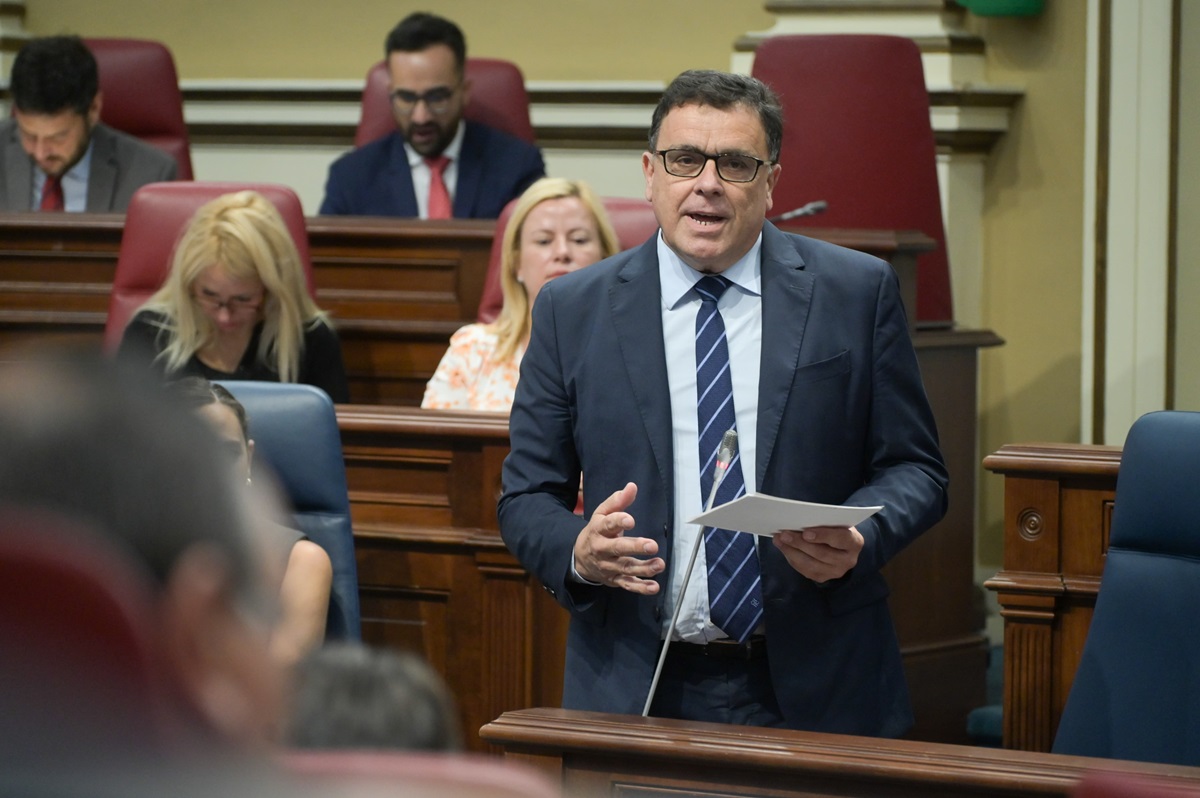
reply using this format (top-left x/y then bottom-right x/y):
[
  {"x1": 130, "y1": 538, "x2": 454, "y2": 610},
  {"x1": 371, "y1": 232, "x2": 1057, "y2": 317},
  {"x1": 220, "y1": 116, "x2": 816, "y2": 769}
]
[{"x1": 687, "y1": 492, "x2": 882, "y2": 537}]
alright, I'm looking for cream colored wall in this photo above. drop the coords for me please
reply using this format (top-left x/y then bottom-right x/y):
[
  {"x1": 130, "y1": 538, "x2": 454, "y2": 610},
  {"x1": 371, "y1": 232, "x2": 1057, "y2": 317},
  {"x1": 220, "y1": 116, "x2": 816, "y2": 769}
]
[
  {"x1": 1175, "y1": 4, "x2": 1200, "y2": 410},
  {"x1": 968, "y1": 5, "x2": 1088, "y2": 571},
  {"x1": 25, "y1": 1, "x2": 774, "y2": 81}
]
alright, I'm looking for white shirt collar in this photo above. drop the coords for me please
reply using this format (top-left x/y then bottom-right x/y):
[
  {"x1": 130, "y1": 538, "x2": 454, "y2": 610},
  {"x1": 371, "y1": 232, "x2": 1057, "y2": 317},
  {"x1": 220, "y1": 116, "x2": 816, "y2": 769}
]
[{"x1": 658, "y1": 231, "x2": 764, "y2": 311}]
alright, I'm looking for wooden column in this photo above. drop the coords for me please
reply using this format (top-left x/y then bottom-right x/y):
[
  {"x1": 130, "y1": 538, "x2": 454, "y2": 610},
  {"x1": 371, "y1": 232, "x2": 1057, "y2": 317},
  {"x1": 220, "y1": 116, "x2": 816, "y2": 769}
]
[{"x1": 983, "y1": 444, "x2": 1121, "y2": 751}]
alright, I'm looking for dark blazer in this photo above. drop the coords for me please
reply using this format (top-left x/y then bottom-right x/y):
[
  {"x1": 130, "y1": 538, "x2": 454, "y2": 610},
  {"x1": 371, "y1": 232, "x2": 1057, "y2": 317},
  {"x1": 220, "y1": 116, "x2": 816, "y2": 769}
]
[
  {"x1": 498, "y1": 224, "x2": 949, "y2": 737},
  {"x1": 0, "y1": 120, "x2": 177, "y2": 212},
  {"x1": 318, "y1": 121, "x2": 545, "y2": 218}
]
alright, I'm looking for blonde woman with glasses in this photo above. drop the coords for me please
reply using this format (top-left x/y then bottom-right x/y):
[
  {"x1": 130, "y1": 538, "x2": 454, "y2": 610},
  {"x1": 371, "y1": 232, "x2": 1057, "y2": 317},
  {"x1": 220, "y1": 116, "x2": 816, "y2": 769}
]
[{"x1": 117, "y1": 190, "x2": 349, "y2": 403}]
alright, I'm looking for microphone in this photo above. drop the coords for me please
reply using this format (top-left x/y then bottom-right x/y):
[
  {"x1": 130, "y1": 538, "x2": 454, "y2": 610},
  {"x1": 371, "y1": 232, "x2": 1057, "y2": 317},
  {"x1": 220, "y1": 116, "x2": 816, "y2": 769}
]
[
  {"x1": 642, "y1": 428, "x2": 739, "y2": 717},
  {"x1": 767, "y1": 199, "x2": 828, "y2": 223},
  {"x1": 704, "y1": 429, "x2": 739, "y2": 513}
]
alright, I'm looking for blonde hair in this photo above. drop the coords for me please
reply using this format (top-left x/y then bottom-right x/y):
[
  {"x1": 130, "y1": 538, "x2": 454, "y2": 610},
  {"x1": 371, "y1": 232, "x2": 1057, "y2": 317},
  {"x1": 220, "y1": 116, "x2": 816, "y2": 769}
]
[
  {"x1": 134, "y1": 190, "x2": 330, "y2": 384},
  {"x1": 491, "y1": 178, "x2": 620, "y2": 363}
]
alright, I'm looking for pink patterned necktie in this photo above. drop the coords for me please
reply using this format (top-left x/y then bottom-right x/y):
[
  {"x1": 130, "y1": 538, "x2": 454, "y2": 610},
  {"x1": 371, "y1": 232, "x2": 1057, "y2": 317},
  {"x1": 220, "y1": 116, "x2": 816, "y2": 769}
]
[{"x1": 425, "y1": 155, "x2": 452, "y2": 219}]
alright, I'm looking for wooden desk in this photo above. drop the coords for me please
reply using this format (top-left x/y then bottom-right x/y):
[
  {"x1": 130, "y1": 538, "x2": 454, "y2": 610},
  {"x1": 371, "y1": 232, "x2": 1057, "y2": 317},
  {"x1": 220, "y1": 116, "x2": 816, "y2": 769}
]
[
  {"x1": 336, "y1": 406, "x2": 567, "y2": 753},
  {"x1": 480, "y1": 707, "x2": 1200, "y2": 798},
  {"x1": 0, "y1": 214, "x2": 934, "y2": 404},
  {"x1": 983, "y1": 444, "x2": 1122, "y2": 752},
  {"x1": 0, "y1": 213, "x2": 493, "y2": 405}
]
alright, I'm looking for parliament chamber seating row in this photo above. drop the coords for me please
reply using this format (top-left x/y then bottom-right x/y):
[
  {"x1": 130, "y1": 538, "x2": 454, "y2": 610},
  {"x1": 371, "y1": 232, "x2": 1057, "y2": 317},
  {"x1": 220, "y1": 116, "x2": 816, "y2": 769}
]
[
  {"x1": 5, "y1": 33, "x2": 1194, "y2": 795},
  {"x1": 0, "y1": 210, "x2": 997, "y2": 755}
]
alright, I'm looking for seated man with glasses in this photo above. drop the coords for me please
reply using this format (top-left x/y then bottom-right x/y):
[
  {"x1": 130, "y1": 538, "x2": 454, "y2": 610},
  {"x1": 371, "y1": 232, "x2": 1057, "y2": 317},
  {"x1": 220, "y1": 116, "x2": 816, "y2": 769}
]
[
  {"x1": 116, "y1": 190, "x2": 349, "y2": 403},
  {"x1": 319, "y1": 12, "x2": 545, "y2": 219}
]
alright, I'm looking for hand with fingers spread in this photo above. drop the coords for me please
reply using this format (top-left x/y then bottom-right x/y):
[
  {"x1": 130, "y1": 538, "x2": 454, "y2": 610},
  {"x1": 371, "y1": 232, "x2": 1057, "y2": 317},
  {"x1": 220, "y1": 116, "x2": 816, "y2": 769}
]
[
  {"x1": 572, "y1": 482, "x2": 664, "y2": 594},
  {"x1": 773, "y1": 525, "x2": 865, "y2": 584}
]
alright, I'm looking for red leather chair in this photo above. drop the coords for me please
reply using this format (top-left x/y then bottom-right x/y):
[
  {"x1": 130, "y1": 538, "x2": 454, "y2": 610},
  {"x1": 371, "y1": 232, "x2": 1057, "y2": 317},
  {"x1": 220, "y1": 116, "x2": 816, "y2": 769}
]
[
  {"x1": 0, "y1": 506, "x2": 177, "y2": 760},
  {"x1": 751, "y1": 35, "x2": 953, "y2": 326},
  {"x1": 355, "y1": 57, "x2": 535, "y2": 148},
  {"x1": 476, "y1": 196, "x2": 657, "y2": 323},
  {"x1": 279, "y1": 751, "x2": 560, "y2": 798},
  {"x1": 84, "y1": 38, "x2": 194, "y2": 180},
  {"x1": 103, "y1": 181, "x2": 315, "y2": 352}
]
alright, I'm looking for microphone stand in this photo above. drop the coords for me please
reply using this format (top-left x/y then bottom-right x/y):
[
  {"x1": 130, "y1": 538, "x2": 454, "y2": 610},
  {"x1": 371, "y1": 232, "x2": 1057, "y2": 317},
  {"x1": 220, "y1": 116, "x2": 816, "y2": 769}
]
[
  {"x1": 767, "y1": 199, "x2": 828, "y2": 223},
  {"x1": 641, "y1": 430, "x2": 737, "y2": 717}
]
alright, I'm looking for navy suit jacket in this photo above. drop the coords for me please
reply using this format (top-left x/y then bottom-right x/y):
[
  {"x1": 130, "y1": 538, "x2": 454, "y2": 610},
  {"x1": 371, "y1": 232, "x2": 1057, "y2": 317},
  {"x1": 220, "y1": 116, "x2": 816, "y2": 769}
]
[
  {"x1": 498, "y1": 224, "x2": 948, "y2": 737},
  {"x1": 318, "y1": 121, "x2": 545, "y2": 218},
  {"x1": 0, "y1": 121, "x2": 177, "y2": 212}
]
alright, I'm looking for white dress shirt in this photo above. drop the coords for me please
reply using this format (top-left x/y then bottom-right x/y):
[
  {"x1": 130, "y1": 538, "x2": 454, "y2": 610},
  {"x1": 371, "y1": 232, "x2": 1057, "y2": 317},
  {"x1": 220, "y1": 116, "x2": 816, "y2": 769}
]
[{"x1": 657, "y1": 231, "x2": 763, "y2": 643}]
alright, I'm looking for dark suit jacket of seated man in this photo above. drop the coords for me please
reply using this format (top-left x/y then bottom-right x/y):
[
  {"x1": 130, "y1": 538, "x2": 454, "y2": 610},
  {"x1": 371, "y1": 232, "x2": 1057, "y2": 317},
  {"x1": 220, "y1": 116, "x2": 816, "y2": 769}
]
[
  {"x1": 318, "y1": 121, "x2": 545, "y2": 218},
  {"x1": 498, "y1": 69, "x2": 948, "y2": 738},
  {"x1": 0, "y1": 117, "x2": 177, "y2": 213}
]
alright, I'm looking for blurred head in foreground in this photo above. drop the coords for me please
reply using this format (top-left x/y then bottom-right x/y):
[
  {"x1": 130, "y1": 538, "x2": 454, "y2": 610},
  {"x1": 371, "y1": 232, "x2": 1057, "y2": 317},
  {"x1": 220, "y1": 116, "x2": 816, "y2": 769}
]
[
  {"x1": 0, "y1": 350, "x2": 285, "y2": 761},
  {"x1": 286, "y1": 643, "x2": 462, "y2": 752}
]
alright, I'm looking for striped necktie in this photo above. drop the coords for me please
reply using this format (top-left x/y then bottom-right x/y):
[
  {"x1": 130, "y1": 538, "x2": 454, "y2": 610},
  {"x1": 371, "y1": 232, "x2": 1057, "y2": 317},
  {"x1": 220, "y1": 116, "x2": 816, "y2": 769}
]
[{"x1": 694, "y1": 275, "x2": 763, "y2": 643}]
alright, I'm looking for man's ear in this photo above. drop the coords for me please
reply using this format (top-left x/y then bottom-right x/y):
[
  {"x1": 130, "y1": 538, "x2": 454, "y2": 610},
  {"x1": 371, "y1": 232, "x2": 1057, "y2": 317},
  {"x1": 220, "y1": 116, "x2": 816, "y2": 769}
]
[
  {"x1": 460, "y1": 74, "x2": 472, "y2": 109},
  {"x1": 158, "y1": 545, "x2": 254, "y2": 743},
  {"x1": 88, "y1": 92, "x2": 103, "y2": 126}
]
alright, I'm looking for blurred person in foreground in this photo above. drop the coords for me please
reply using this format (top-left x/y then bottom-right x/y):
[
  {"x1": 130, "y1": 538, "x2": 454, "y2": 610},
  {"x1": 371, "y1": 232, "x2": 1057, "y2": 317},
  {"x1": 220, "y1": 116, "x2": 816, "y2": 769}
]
[
  {"x1": 0, "y1": 35, "x2": 176, "y2": 212},
  {"x1": 285, "y1": 643, "x2": 462, "y2": 752},
  {"x1": 170, "y1": 376, "x2": 333, "y2": 668},
  {"x1": 0, "y1": 351, "x2": 286, "y2": 769},
  {"x1": 117, "y1": 190, "x2": 349, "y2": 403},
  {"x1": 421, "y1": 177, "x2": 619, "y2": 410},
  {"x1": 498, "y1": 70, "x2": 947, "y2": 736}
]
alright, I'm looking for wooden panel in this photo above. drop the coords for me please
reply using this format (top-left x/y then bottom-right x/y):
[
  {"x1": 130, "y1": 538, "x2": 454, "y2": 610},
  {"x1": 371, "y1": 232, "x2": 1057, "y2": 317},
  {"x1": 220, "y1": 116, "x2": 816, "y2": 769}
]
[
  {"x1": 337, "y1": 407, "x2": 568, "y2": 752},
  {"x1": 983, "y1": 444, "x2": 1122, "y2": 752},
  {"x1": 481, "y1": 708, "x2": 1200, "y2": 798}
]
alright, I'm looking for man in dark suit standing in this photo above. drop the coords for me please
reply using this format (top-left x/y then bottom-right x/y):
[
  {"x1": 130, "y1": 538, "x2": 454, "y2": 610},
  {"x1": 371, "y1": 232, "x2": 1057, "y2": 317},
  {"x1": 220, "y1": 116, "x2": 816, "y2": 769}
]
[
  {"x1": 499, "y1": 70, "x2": 948, "y2": 736},
  {"x1": 0, "y1": 36, "x2": 177, "y2": 213},
  {"x1": 319, "y1": 13, "x2": 545, "y2": 219}
]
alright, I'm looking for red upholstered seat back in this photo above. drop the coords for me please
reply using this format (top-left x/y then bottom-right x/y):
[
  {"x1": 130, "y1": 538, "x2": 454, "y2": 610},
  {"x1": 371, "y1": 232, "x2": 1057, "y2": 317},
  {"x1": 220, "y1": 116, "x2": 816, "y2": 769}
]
[
  {"x1": 751, "y1": 34, "x2": 952, "y2": 325},
  {"x1": 0, "y1": 507, "x2": 176, "y2": 758},
  {"x1": 476, "y1": 196, "x2": 658, "y2": 323},
  {"x1": 84, "y1": 38, "x2": 194, "y2": 180},
  {"x1": 104, "y1": 181, "x2": 315, "y2": 352},
  {"x1": 355, "y1": 57, "x2": 535, "y2": 148}
]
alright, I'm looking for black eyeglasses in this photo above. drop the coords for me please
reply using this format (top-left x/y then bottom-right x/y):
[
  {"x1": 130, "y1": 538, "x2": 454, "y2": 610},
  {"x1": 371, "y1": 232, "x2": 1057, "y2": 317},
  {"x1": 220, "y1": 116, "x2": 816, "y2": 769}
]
[
  {"x1": 390, "y1": 85, "x2": 460, "y2": 116},
  {"x1": 193, "y1": 289, "x2": 263, "y2": 315},
  {"x1": 655, "y1": 149, "x2": 770, "y2": 183}
]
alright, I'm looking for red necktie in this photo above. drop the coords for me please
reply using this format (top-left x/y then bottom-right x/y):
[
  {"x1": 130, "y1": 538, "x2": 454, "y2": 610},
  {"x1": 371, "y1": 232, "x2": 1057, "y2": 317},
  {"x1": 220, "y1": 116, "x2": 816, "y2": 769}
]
[
  {"x1": 40, "y1": 175, "x2": 64, "y2": 212},
  {"x1": 425, "y1": 156, "x2": 452, "y2": 219}
]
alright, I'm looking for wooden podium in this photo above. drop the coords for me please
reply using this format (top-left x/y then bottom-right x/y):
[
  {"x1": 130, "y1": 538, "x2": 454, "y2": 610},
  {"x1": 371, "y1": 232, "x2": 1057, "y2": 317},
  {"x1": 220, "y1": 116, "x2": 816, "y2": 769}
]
[{"x1": 480, "y1": 707, "x2": 1200, "y2": 797}]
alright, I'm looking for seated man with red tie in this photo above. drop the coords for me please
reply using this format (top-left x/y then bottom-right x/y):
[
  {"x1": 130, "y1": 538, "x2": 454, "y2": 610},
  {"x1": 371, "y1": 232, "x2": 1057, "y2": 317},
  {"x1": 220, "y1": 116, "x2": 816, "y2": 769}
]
[
  {"x1": 319, "y1": 12, "x2": 545, "y2": 219},
  {"x1": 0, "y1": 36, "x2": 177, "y2": 213}
]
